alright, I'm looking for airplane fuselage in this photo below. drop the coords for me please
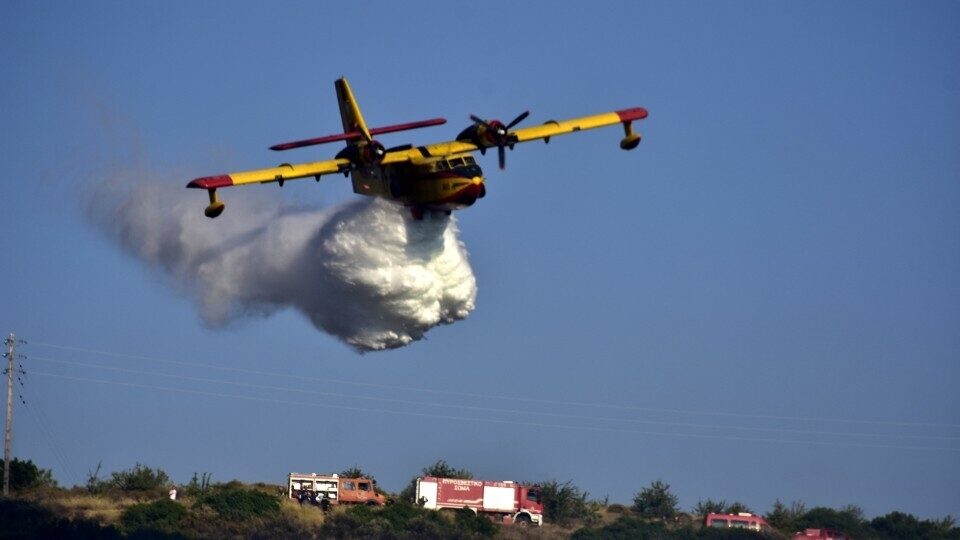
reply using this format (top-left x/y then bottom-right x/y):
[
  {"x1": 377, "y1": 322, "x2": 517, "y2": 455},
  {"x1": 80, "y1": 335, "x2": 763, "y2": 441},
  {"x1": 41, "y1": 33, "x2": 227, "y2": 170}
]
[{"x1": 351, "y1": 152, "x2": 486, "y2": 215}]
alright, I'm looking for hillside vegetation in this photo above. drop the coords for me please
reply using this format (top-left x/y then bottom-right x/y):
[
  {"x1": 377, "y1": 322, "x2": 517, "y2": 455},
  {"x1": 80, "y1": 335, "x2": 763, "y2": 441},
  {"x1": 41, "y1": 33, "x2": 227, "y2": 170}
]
[{"x1": 1, "y1": 458, "x2": 957, "y2": 539}]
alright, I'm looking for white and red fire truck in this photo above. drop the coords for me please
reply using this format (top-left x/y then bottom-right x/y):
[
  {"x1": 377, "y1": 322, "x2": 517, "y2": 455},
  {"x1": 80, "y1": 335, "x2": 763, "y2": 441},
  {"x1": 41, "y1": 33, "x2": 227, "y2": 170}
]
[{"x1": 415, "y1": 476, "x2": 543, "y2": 527}]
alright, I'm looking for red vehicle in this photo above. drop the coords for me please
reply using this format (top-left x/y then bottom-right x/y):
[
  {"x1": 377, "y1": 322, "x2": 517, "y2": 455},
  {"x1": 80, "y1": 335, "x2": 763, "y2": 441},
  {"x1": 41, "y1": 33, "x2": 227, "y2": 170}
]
[
  {"x1": 416, "y1": 476, "x2": 543, "y2": 527},
  {"x1": 705, "y1": 513, "x2": 770, "y2": 531}
]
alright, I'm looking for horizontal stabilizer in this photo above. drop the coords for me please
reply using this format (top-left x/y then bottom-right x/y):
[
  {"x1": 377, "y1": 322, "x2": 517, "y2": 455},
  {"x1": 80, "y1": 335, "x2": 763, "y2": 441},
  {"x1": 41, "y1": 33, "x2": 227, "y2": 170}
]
[{"x1": 271, "y1": 118, "x2": 447, "y2": 151}]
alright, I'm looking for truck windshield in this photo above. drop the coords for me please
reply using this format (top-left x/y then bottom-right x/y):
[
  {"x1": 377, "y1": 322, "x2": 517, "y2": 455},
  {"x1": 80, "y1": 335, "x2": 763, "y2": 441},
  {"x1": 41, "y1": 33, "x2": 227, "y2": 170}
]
[
  {"x1": 526, "y1": 490, "x2": 541, "y2": 503},
  {"x1": 359, "y1": 482, "x2": 371, "y2": 491}
]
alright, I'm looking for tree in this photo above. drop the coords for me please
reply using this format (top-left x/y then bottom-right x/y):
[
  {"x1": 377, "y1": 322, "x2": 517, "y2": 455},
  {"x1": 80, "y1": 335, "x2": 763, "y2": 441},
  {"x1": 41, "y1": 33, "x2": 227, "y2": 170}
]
[
  {"x1": 725, "y1": 501, "x2": 753, "y2": 515},
  {"x1": 539, "y1": 480, "x2": 599, "y2": 527},
  {"x1": 420, "y1": 460, "x2": 473, "y2": 480},
  {"x1": 870, "y1": 511, "x2": 960, "y2": 539},
  {"x1": 399, "y1": 460, "x2": 473, "y2": 503},
  {"x1": 86, "y1": 461, "x2": 103, "y2": 494},
  {"x1": 765, "y1": 499, "x2": 805, "y2": 533},
  {"x1": 0, "y1": 458, "x2": 57, "y2": 492},
  {"x1": 797, "y1": 506, "x2": 867, "y2": 538},
  {"x1": 632, "y1": 479, "x2": 679, "y2": 520},
  {"x1": 183, "y1": 472, "x2": 212, "y2": 497},
  {"x1": 693, "y1": 498, "x2": 727, "y2": 517},
  {"x1": 339, "y1": 466, "x2": 375, "y2": 481}
]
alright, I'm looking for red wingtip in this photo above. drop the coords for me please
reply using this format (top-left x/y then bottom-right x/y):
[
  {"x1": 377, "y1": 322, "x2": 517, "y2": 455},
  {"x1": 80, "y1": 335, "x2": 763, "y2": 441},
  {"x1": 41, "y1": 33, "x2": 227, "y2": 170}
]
[
  {"x1": 616, "y1": 107, "x2": 649, "y2": 122},
  {"x1": 187, "y1": 175, "x2": 234, "y2": 189}
]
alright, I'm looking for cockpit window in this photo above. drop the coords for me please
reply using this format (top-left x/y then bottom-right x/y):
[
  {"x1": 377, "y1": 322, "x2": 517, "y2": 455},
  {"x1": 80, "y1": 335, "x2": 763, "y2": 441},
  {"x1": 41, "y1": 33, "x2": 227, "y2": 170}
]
[
  {"x1": 463, "y1": 156, "x2": 476, "y2": 165},
  {"x1": 450, "y1": 157, "x2": 465, "y2": 167},
  {"x1": 435, "y1": 160, "x2": 448, "y2": 171}
]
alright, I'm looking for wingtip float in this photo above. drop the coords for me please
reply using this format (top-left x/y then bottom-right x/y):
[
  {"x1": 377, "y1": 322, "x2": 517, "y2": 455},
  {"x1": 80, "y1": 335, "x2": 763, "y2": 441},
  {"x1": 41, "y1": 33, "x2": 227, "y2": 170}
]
[{"x1": 187, "y1": 77, "x2": 648, "y2": 220}]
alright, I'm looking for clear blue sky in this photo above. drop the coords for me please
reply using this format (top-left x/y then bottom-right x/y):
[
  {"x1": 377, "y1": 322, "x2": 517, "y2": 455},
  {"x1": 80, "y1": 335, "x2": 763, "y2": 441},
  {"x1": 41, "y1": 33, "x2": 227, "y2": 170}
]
[{"x1": 2, "y1": 0, "x2": 958, "y2": 520}]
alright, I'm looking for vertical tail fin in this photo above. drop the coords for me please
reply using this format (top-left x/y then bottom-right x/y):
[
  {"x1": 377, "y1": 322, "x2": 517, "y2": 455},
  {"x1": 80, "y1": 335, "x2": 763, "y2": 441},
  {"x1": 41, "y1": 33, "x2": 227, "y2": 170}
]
[{"x1": 335, "y1": 78, "x2": 372, "y2": 142}]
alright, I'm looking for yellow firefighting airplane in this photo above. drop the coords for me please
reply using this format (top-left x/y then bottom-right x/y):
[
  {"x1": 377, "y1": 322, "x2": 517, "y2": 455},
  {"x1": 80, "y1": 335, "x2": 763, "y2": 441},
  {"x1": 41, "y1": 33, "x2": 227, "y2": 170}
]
[{"x1": 188, "y1": 77, "x2": 648, "y2": 219}]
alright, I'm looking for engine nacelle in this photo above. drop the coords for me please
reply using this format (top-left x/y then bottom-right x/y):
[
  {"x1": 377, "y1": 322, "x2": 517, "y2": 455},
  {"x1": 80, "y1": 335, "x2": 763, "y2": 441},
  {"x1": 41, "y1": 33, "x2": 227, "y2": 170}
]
[
  {"x1": 456, "y1": 120, "x2": 507, "y2": 149},
  {"x1": 336, "y1": 140, "x2": 386, "y2": 166}
]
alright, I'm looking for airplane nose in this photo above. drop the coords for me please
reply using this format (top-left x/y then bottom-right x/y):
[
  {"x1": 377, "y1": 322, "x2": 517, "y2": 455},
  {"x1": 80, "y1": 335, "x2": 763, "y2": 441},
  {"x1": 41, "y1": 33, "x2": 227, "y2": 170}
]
[{"x1": 473, "y1": 177, "x2": 486, "y2": 199}]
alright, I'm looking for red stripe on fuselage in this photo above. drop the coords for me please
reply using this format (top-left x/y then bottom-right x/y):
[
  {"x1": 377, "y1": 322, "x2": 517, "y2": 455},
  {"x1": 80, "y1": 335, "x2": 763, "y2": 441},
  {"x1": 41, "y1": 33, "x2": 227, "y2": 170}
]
[{"x1": 429, "y1": 182, "x2": 484, "y2": 208}]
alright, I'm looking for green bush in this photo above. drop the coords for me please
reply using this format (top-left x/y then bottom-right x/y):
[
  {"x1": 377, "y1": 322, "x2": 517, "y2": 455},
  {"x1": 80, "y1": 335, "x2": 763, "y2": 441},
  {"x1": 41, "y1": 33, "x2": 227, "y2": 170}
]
[
  {"x1": 574, "y1": 515, "x2": 781, "y2": 539},
  {"x1": 0, "y1": 458, "x2": 57, "y2": 492},
  {"x1": 0, "y1": 498, "x2": 121, "y2": 539},
  {"x1": 870, "y1": 511, "x2": 960, "y2": 539},
  {"x1": 539, "y1": 479, "x2": 600, "y2": 527},
  {"x1": 182, "y1": 472, "x2": 212, "y2": 498},
  {"x1": 109, "y1": 463, "x2": 170, "y2": 499},
  {"x1": 319, "y1": 501, "x2": 496, "y2": 539},
  {"x1": 454, "y1": 506, "x2": 498, "y2": 537},
  {"x1": 194, "y1": 484, "x2": 281, "y2": 521},
  {"x1": 121, "y1": 499, "x2": 187, "y2": 533},
  {"x1": 572, "y1": 516, "x2": 680, "y2": 540}
]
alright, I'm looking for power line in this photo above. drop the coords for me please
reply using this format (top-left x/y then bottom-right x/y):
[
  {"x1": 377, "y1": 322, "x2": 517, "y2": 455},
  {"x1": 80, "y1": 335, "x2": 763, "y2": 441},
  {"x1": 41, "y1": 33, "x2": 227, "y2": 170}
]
[
  {"x1": 22, "y1": 403, "x2": 79, "y2": 488},
  {"x1": 29, "y1": 340, "x2": 960, "y2": 430},
  {"x1": 28, "y1": 370, "x2": 960, "y2": 453},
  {"x1": 29, "y1": 354, "x2": 960, "y2": 444}
]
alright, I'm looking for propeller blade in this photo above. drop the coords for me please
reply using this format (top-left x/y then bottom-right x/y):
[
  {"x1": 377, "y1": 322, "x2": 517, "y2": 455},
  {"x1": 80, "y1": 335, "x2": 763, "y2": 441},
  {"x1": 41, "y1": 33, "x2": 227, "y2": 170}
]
[
  {"x1": 470, "y1": 115, "x2": 493, "y2": 130},
  {"x1": 498, "y1": 145, "x2": 506, "y2": 170},
  {"x1": 506, "y1": 110, "x2": 530, "y2": 130}
]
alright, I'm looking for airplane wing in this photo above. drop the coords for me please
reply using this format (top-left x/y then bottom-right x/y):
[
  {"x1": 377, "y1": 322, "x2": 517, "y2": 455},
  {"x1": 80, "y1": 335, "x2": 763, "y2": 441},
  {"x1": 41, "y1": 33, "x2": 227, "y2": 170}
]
[
  {"x1": 187, "y1": 158, "x2": 350, "y2": 190},
  {"x1": 187, "y1": 158, "x2": 350, "y2": 218},
  {"x1": 510, "y1": 108, "x2": 648, "y2": 144},
  {"x1": 378, "y1": 107, "x2": 648, "y2": 167}
]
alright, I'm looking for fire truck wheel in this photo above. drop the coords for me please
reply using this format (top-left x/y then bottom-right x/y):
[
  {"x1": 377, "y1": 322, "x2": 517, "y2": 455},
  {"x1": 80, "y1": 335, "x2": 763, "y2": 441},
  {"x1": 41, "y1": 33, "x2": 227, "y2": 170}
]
[{"x1": 515, "y1": 514, "x2": 532, "y2": 528}]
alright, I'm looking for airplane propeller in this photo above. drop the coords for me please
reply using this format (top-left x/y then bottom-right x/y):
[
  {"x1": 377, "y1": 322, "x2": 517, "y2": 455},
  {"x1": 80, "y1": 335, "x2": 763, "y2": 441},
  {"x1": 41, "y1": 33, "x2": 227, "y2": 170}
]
[{"x1": 469, "y1": 110, "x2": 529, "y2": 169}]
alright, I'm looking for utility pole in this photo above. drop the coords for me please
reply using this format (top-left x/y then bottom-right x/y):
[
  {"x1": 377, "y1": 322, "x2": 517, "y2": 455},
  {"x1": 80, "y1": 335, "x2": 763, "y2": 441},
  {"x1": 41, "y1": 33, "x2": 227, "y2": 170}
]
[{"x1": 3, "y1": 333, "x2": 24, "y2": 497}]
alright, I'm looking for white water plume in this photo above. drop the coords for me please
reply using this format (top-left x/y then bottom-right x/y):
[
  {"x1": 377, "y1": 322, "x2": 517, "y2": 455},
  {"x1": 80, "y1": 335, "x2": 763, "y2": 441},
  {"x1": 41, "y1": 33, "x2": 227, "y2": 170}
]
[{"x1": 88, "y1": 179, "x2": 477, "y2": 352}]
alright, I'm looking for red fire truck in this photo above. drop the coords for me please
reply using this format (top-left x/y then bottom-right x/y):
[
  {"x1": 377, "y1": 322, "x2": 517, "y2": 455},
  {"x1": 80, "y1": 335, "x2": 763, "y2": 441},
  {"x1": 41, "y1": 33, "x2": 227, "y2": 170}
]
[{"x1": 416, "y1": 476, "x2": 543, "y2": 527}]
